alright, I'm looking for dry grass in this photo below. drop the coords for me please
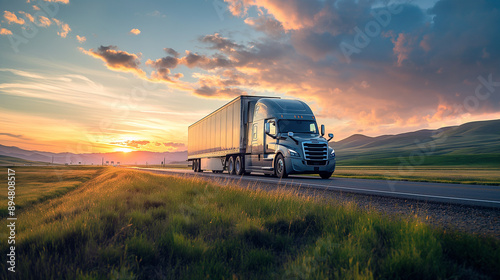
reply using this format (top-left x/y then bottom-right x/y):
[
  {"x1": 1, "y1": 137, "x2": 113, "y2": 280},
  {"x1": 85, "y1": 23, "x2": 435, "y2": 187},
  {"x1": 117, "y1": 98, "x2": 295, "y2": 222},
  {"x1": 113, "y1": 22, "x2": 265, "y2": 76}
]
[{"x1": 333, "y1": 166, "x2": 500, "y2": 185}]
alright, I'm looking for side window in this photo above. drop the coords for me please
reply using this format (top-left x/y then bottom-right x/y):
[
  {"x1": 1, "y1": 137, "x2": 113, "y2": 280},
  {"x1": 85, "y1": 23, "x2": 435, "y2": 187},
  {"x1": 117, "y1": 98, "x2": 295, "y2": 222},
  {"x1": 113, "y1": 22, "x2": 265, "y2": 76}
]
[
  {"x1": 269, "y1": 120, "x2": 276, "y2": 135},
  {"x1": 310, "y1": 123, "x2": 317, "y2": 133},
  {"x1": 252, "y1": 124, "x2": 258, "y2": 140}
]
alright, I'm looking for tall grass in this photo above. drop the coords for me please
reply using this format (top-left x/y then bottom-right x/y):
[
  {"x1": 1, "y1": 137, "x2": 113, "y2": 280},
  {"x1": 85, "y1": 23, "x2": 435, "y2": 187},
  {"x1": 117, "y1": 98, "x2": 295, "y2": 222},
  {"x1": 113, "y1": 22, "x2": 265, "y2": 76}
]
[
  {"x1": 0, "y1": 166, "x2": 102, "y2": 217},
  {"x1": 0, "y1": 168, "x2": 498, "y2": 279}
]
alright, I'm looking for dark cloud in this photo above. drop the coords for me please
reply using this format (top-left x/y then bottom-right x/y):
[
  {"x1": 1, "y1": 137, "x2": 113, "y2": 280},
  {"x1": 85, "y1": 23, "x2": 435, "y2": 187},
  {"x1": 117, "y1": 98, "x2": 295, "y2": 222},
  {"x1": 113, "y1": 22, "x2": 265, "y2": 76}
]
[
  {"x1": 200, "y1": 33, "x2": 242, "y2": 51},
  {"x1": 194, "y1": 85, "x2": 245, "y2": 98},
  {"x1": 0, "y1": 132, "x2": 30, "y2": 140},
  {"x1": 146, "y1": 56, "x2": 179, "y2": 69},
  {"x1": 164, "y1": 47, "x2": 180, "y2": 57},
  {"x1": 80, "y1": 45, "x2": 145, "y2": 76},
  {"x1": 244, "y1": 16, "x2": 284, "y2": 37}
]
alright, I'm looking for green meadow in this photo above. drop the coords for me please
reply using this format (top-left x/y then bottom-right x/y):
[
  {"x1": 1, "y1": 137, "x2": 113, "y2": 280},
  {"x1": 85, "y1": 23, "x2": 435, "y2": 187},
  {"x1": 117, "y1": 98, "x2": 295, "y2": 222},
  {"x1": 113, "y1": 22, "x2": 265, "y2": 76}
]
[{"x1": 0, "y1": 166, "x2": 498, "y2": 279}]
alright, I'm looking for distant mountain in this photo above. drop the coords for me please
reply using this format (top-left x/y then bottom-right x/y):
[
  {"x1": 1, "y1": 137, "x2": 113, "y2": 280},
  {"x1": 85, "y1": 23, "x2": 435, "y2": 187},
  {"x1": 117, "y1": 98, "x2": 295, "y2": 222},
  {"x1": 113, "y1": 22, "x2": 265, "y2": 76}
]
[
  {"x1": 0, "y1": 144, "x2": 188, "y2": 165},
  {"x1": 0, "y1": 155, "x2": 49, "y2": 166},
  {"x1": 331, "y1": 119, "x2": 500, "y2": 166}
]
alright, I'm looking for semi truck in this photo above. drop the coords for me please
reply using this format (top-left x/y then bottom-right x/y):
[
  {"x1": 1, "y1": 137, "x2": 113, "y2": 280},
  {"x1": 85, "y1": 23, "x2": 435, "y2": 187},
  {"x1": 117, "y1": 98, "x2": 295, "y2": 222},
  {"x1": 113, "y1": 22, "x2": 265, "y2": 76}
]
[{"x1": 187, "y1": 95, "x2": 336, "y2": 179}]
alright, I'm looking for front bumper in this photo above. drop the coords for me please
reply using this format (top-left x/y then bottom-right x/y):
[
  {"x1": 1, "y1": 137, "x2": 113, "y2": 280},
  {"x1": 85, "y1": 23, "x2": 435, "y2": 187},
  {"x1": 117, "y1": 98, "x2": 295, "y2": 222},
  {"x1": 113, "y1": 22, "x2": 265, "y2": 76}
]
[{"x1": 287, "y1": 157, "x2": 336, "y2": 174}]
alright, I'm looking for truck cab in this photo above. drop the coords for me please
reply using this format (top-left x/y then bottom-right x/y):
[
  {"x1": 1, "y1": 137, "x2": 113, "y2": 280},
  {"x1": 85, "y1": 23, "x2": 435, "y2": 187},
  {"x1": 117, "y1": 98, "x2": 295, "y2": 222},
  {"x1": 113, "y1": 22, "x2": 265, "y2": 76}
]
[{"x1": 245, "y1": 98, "x2": 335, "y2": 179}]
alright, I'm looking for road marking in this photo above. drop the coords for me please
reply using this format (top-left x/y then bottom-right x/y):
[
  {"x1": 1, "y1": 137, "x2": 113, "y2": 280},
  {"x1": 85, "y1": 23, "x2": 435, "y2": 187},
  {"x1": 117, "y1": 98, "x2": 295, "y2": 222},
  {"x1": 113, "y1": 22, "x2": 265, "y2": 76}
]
[{"x1": 131, "y1": 168, "x2": 500, "y2": 206}]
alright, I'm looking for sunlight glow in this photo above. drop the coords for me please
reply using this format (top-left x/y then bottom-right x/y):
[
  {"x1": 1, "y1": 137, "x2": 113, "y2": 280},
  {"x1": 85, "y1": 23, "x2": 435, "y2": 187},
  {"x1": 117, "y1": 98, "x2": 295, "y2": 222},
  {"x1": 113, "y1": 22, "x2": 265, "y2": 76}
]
[{"x1": 115, "y1": 147, "x2": 133, "y2": 153}]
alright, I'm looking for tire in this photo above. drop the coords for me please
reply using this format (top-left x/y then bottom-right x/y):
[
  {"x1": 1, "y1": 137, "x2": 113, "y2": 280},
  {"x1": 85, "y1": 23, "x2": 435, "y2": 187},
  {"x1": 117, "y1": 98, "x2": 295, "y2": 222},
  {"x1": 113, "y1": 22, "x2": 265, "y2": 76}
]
[
  {"x1": 228, "y1": 156, "x2": 235, "y2": 175},
  {"x1": 235, "y1": 156, "x2": 244, "y2": 175},
  {"x1": 193, "y1": 160, "x2": 199, "y2": 172},
  {"x1": 274, "y1": 154, "x2": 288, "y2": 178},
  {"x1": 319, "y1": 171, "x2": 333, "y2": 179}
]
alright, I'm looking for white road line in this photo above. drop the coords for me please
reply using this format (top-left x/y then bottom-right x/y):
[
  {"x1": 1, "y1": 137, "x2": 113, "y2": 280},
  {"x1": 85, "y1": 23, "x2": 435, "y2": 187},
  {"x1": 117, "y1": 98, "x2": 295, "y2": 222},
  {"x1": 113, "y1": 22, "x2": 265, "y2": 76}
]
[{"x1": 132, "y1": 168, "x2": 500, "y2": 205}]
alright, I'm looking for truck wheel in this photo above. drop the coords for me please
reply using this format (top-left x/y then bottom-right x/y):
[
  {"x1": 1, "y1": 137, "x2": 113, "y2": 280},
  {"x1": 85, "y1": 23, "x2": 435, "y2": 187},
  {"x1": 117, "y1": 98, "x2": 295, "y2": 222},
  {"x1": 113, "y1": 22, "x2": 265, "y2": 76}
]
[
  {"x1": 235, "y1": 156, "x2": 244, "y2": 175},
  {"x1": 193, "y1": 160, "x2": 199, "y2": 172},
  {"x1": 275, "y1": 154, "x2": 288, "y2": 178},
  {"x1": 319, "y1": 172, "x2": 333, "y2": 179},
  {"x1": 228, "y1": 156, "x2": 235, "y2": 175}
]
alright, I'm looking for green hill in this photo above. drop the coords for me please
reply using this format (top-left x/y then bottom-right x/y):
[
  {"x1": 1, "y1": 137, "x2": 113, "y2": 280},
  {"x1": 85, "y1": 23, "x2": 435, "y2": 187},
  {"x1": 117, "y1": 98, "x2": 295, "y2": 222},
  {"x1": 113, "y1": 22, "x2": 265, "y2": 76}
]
[
  {"x1": 331, "y1": 119, "x2": 500, "y2": 166},
  {"x1": 0, "y1": 155, "x2": 51, "y2": 165}
]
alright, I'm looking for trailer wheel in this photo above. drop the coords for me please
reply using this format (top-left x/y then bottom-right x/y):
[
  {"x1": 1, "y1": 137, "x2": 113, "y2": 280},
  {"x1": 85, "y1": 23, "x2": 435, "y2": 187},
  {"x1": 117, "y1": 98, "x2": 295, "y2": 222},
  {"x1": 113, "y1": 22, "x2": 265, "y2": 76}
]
[
  {"x1": 275, "y1": 154, "x2": 288, "y2": 178},
  {"x1": 193, "y1": 160, "x2": 198, "y2": 172},
  {"x1": 228, "y1": 156, "x2": 235, "y2": 175},
  {"x1": 235, "y1": 156, "x2": 244, "y2": 175}
]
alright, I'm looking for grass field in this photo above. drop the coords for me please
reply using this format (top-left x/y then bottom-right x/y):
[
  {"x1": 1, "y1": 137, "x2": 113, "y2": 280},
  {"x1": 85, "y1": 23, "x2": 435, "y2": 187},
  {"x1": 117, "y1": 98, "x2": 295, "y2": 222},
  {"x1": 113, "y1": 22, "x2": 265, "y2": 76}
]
[
  {"x1": 0, "y1": 167, "x2": 498, "y2": 279},
  {"x1": 332, "y1": 166, "x2": 500, "y2": 185},
  {"x1": 0, "y1": 166, "x2": 102, "y2": 217},
  {"x1": 145, "y1": 163, "x2": 500, "y2": 185},
  {"x1": 0, "y1": 155, "x2": 50, "y2": 166}
]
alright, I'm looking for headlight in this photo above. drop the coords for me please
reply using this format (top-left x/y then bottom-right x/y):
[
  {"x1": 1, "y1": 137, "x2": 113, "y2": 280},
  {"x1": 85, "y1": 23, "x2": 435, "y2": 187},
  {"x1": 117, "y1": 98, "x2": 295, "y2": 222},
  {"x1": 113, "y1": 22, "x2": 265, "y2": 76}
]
[
  {"x1": 288, "y1": 149, "x2": 299, "y2": 157},
  {"x1": 330, "y1": 148, "x2": 335, "y2": 158}
]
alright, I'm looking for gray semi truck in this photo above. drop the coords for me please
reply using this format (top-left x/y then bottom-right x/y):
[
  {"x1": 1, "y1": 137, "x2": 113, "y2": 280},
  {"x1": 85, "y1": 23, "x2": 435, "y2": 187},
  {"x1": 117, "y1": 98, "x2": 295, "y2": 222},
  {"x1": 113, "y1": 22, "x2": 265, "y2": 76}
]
[{"x1": 187, "y1": 95, "x2": 336, "y2": 179}]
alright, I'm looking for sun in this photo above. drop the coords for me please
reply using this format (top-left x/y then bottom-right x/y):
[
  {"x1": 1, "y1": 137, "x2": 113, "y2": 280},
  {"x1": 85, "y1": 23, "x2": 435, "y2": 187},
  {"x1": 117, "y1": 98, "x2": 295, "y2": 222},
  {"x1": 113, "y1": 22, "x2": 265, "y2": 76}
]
[{"x1": 115, "y1": 147, "x2": 133, "y2": 153}]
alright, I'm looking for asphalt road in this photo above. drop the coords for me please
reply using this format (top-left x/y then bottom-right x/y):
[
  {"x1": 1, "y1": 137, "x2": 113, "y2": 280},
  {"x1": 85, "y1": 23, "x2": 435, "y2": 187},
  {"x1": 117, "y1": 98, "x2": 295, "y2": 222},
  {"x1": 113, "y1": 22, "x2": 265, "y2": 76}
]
[{"x1": 130, "y1": 167, "x2": 500, "y2": 208}]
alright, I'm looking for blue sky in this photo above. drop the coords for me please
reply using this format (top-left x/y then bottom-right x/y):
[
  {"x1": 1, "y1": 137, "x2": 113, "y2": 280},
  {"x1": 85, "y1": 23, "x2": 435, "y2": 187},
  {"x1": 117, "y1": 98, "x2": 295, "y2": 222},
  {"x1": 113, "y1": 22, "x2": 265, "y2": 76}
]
[{"x1": 1, "y1": 0, "x2": 499, "y2": 153}]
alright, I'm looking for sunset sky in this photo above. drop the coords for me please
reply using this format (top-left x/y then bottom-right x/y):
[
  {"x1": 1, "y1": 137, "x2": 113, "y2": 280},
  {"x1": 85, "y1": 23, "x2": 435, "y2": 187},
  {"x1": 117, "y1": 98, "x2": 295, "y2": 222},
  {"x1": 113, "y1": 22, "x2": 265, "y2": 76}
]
[{"x1": 1, "y1": 0, "x2": 499, "y2": 154}]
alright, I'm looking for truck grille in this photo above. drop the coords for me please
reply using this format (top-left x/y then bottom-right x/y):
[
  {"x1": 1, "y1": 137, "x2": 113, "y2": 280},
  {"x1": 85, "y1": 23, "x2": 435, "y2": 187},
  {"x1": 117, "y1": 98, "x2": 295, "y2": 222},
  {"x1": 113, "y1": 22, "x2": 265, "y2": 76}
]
[{"x1": 302, "y1": 142, "x2": 328, "y2": 162}]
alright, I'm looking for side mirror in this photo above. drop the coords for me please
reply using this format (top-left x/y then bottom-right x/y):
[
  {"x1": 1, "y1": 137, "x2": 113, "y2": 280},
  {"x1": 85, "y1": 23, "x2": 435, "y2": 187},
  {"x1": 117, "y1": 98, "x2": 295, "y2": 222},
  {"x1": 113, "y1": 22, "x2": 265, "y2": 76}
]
[
  {"x1": 321, "y1": 124, "x2": 325, "y2": 136},
  {"x1": 265, "y1": 122, "x2": 270, "y2": 134},
  {"x1": 288, "y1": 132, "x2": 294, "y2": 137},
  {"x1": 327, "y1": 133, "x2": 334, "y2": 142}
]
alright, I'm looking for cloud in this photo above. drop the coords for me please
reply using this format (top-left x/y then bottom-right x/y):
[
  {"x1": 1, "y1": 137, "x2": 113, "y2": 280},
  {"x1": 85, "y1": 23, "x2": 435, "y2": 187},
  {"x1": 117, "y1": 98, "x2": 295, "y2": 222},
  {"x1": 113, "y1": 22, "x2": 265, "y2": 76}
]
[
  {"x1": 0, "y1": 133, "x2": 31, "y2": 140},
  {"x1": 200, "y1": 33, "x2": 241, "y2": 51},
  {"x1": 37, "y1": 15, "x2": 51, "y2": 27},
  {"x1": 32, "y1": 5, "x2": 40, "y2": 11},
  {"x1": 76, "y1": 35, "x2": 86, "y2": 43},
  {"x1": 78, "y1": 0, "x2": 500, "y2": 132},
  {"x1": 163, "y1": 142, "x2": 185, "y2": 148},
  {"x1": 164, "y1": 47, "x2": 180, "y2": 57},
  {"x1": 130, "y1": 28, "x2": 141, "y2": 35},
  {"x1": 124, "y1": 140, "x2": 150, "y2": 148},
  {"x1": 43, "y1": 0, "x2": 70, "y2": 4},
  {"x1": 4, "y1": 11, "x2": 25, "y2": 25},
  {"x1": 244, "y1": 15, "x2": 284, "y2": 36},
  {"x1": 191, "y1": 0, "x2": 500, "y2": 129},
  {"x1": 18, "y1": 11, "x2": 34, "y2": 23},
  {"x1": 0, "y1": 28, "x2": 12, "y2": 35},
  {"x1": 52, "y1": 18, "x2": 70, "y2": 37},
  {"x1": 79, "y1": 45, "x2": 146, "y2": 77},
  {"x1": 147, "y1": 10, "x2": 166, "y2": 18}
]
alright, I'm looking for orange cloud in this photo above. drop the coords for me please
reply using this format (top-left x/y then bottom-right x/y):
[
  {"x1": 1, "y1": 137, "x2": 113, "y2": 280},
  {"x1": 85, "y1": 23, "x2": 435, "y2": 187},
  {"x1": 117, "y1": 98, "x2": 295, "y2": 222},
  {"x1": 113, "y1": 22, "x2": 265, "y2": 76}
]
[
  {"x1": 37, "y1": 15, "x2": 51, "y2": 27},
  {"x1": 44, "y1": 0, "x2": 69, "y2": 4},
  {"x1": 76, "y1": 35, "x2": 86, "y2": 43},
  {"x1": 0, "y1": 28, "x2": 13, "y2": 35},
  {"x1": 19, "y1": 11, "x2": 34, "y2": 23},
  {"x1": 4, "y1": 11, "x2": 25, "y2": 25},
  {"x1": 129, "y1": 28, "x2": 141, "y2": 35},
  {"x1": 52, "y1": 18, "x2": 70, "y2": 37}
]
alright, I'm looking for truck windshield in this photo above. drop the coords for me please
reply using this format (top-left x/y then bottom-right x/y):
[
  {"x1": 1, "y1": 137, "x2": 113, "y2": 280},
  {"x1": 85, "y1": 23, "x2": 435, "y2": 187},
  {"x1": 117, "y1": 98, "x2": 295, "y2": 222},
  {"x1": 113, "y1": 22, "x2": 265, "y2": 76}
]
[{"x1": 278, "y1": 120, "x2": 318, "y2": 134}]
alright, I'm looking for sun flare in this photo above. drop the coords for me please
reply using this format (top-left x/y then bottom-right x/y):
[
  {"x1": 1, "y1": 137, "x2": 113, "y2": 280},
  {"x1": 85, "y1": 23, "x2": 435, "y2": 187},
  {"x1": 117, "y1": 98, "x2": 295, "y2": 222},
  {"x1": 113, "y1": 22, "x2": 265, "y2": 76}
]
[{"x1": 115, "y1": 147, "x2": 133, "y2": 153}]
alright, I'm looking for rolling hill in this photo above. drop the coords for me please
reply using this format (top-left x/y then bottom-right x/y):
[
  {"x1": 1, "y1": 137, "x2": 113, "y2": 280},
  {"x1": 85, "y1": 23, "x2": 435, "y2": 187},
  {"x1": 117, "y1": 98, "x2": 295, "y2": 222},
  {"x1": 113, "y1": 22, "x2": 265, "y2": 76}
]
[
  {"x1": 331, "y1": 119, "x2": 500, "y2": 166},
  {"x1": 0, "y1": 144, "x2": 188, "y2": 166}
]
